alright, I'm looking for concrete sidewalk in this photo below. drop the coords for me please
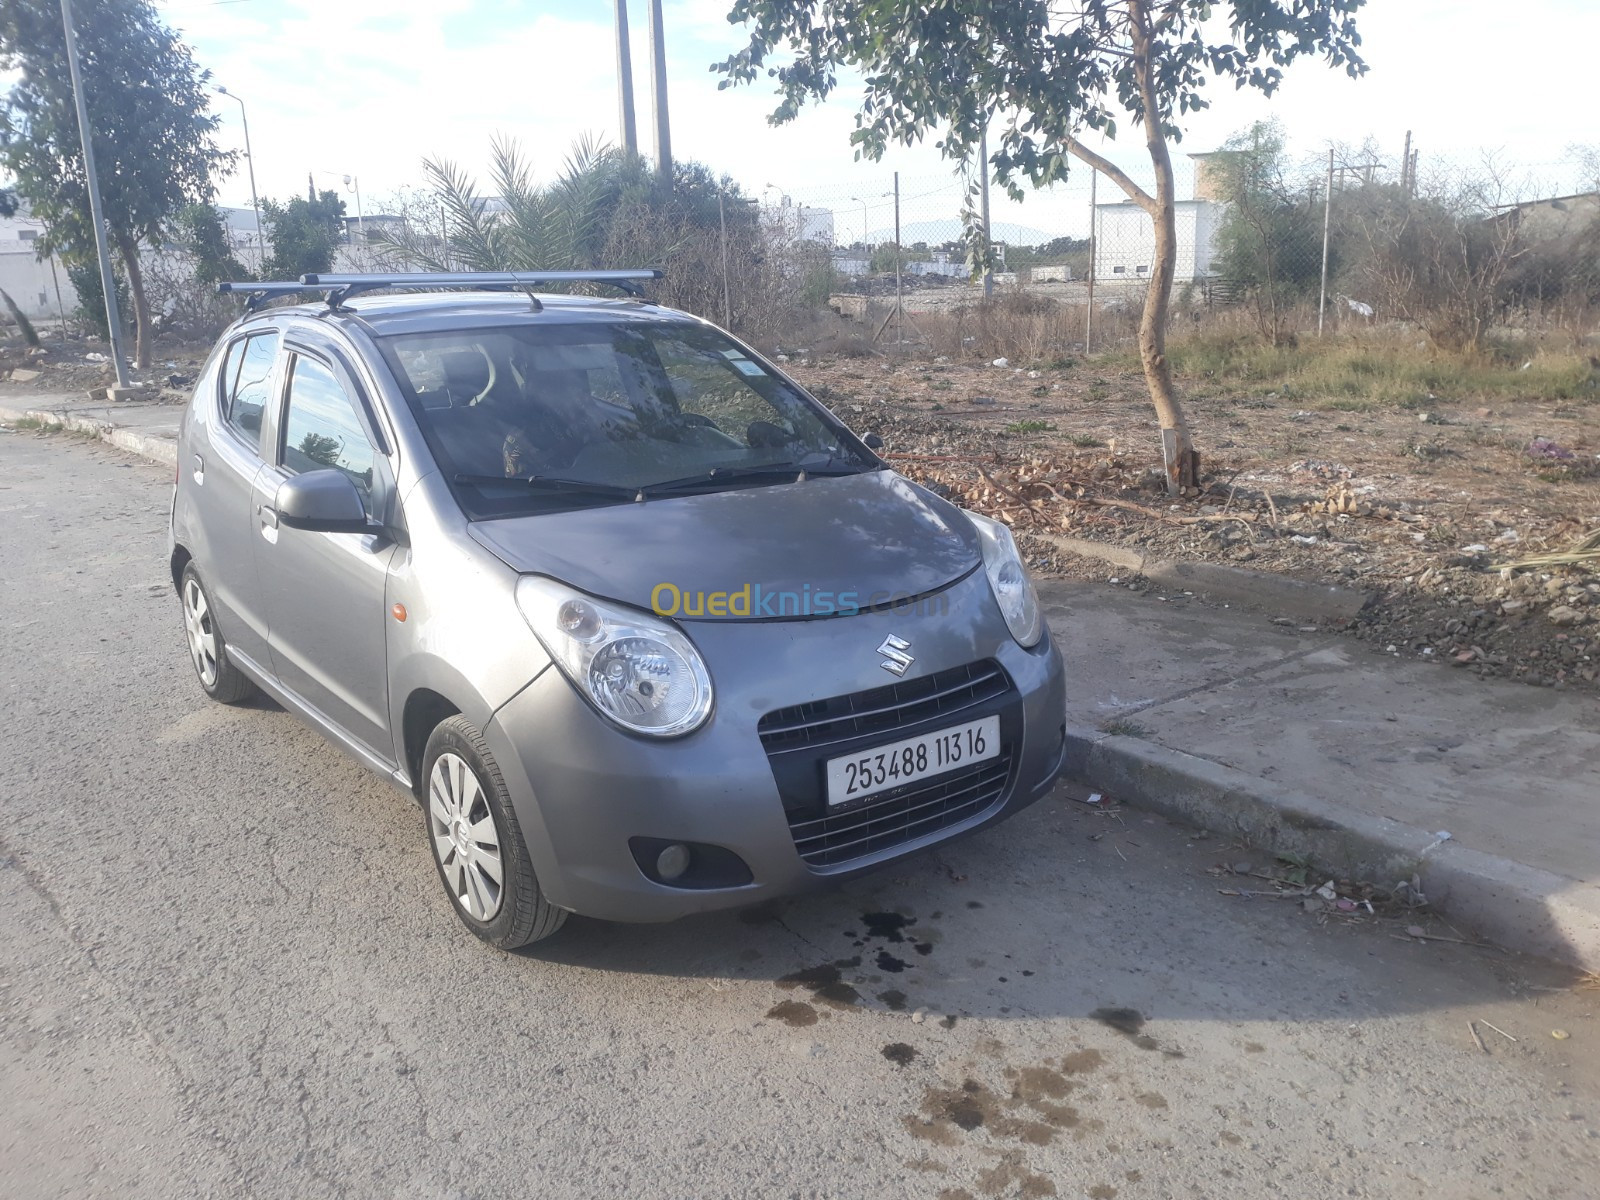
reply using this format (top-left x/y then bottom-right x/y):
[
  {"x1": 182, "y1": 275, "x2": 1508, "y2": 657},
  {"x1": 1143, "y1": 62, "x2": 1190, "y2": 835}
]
[
  {"x1": 0, "y1": 390, "x2": 181, "y2": 467},
  {"x1": 1041, "y1": 579, "x2": 1600, "y2": 970},
  {"x1": 8, "y1": 389, "x2": 1598, "y2": 968}
]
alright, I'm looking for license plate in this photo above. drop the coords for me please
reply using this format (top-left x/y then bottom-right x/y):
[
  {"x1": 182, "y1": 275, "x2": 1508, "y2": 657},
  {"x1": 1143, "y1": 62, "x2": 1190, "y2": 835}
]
[{"x1": 825, "y1": 715, "x2": 1001, "y2": 807}]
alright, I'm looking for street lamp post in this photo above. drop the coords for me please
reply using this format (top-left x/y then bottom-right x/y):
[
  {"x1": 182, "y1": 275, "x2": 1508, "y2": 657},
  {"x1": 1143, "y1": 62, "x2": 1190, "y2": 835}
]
[
  {"x1": 343, "y1": 175, "x2": 364, "y2": 244},
  {"x1": 314, "y1": 170, "x2": 365, "y2": 255},
  {"x1": 848, "y1": 195, "x2": 869, "y2": 253},
  {"x1": 58, "y1": 0, "x2": 133, "y2": 390},
  {"x1": 215, "y1": 86, "x2": 265, "y2": 272}
]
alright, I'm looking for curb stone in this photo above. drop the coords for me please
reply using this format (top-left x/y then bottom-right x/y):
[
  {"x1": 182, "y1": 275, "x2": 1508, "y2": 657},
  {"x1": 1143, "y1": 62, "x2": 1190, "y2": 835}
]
[
  {"x1": 1064, "y1": 724, "x2": 1600, "y2": 971},
  {"x1": 1039, "y1": 532, "x2": 1373, "y2": 621},
  {"x1": 0, "y1": 402, "x2": 177, "y2": 469}
]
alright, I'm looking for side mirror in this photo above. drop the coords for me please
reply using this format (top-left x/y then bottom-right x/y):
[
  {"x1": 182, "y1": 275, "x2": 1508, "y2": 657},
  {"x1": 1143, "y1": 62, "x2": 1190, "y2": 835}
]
[
  {"x1": 275, "y1": 469, "x2": 371, "y2": 534},
  {"x1": 863, "y1": 432, "x2": 885, "y2": 451}
]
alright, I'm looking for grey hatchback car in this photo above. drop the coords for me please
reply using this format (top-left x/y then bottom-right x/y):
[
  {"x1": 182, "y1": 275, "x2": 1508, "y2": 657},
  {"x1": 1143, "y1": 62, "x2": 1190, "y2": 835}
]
[{"x1": 171, "y1": 271, "x2": 1066, "y2": 948}]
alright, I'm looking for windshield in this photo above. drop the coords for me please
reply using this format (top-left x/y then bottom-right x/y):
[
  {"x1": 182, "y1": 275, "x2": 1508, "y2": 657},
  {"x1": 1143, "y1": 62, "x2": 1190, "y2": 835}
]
[{"x1": 379, "y1": 320, "x2": 875, "y2": 516}]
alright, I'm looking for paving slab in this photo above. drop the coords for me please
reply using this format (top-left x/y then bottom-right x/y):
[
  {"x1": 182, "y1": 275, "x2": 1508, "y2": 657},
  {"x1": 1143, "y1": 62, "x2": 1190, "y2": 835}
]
[{"x1": 1041, "y1": 578, "x2": 1600, "y2": 967}]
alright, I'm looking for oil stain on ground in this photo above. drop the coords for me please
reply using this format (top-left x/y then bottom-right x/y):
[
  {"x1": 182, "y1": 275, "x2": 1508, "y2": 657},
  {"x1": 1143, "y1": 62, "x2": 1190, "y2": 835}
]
[
  {"x1": 882, "y1": 1042, "x2": 919, "y2": 1067},
  {"x1": 860, "y1": 911, "x2": 916, "y2": 942},
  {"x1": 904, "y1": 1068, "x2": 1096, "y2": 1149},
  {"x1": 1090, "y1": 1006, "x2": 1184, "y2": 1057},
  {"x1": 765, "y1": 1000, "x2": 818, "y2": 1027},
  {"x1": 978, "y1": 1158, "x2": 1057, "y2": 1198},
  {"x1": 777, "y1": 963, "x2": 862, "y2": 1009}
]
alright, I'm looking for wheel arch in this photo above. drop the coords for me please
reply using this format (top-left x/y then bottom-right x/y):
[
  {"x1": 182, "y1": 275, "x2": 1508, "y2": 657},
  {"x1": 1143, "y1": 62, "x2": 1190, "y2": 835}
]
[
  {"x1": 401, "y1": 687, "x2": 462, "y2": 799},
  {"x1": 170, "y1": 543, "x2": 193, "y2": 593}
]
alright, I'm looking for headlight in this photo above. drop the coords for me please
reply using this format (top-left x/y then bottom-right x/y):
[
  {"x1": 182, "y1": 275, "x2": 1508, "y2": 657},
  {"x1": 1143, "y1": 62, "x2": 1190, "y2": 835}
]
[
  {"x1": 965, "y1": 511, "x2": 1045, "y2": 648},
  {"x1": 515, "y1": 577, "x2": 713, "y2": 737}
]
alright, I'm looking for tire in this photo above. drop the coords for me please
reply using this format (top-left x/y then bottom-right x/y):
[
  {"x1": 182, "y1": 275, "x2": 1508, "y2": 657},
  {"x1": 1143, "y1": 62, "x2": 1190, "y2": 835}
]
[
  {"x1": 179, "y1": 563, "x2": 256, "y2": 704},
  {"x1": 420, "y1": 715, "x2": 567, "y2": 949}
]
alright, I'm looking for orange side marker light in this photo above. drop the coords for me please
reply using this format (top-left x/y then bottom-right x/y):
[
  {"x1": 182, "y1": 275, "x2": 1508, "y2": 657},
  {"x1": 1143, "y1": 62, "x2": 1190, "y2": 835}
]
[{"x1": 391, "y1": 603, "x2": 408, "y2": 622}]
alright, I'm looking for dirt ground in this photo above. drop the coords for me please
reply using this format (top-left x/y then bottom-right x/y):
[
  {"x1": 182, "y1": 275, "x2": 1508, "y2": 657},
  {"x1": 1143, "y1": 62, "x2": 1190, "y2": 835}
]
[
  {"x1": 781, "y1": 349, "x2": 1600, "y2": 693},
  {"x1": 9, "y1": 328, "x2": 1598, "y2": 692}
]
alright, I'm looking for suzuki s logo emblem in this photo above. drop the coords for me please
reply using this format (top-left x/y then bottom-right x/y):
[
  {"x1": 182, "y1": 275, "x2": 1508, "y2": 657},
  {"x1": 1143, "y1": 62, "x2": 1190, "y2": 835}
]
[{"x1": 877, "y1": 635, "x2": 914, "y2": 677}]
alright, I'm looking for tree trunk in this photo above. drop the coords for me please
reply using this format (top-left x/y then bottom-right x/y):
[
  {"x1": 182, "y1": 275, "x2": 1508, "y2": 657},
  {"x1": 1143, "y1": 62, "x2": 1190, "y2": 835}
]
[
  {"x1": 1129, "y1": 1, "x2": 1198, "y2": 494},
  {"x1": 116, "y1": 233, "x2": 152, "y2": 370}
]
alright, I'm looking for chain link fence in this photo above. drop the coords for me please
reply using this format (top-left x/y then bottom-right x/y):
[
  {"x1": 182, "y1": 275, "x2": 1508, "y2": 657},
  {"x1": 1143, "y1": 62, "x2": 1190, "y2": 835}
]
[{"x1": 749, "y1": 142, "x2": 1600, "y2": 359}]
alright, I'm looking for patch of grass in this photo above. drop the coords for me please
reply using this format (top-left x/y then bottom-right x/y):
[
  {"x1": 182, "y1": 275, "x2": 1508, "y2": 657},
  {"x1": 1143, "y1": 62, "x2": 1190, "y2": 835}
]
[
  {"x1": 1069, "y1": 433, "x2": 1105, "y2": 448},
  {"x1": 1005, "y1": 419, "x2": 1056, "y2": 434},
  {"x1": 1085, "y1": 384, "x2": 1110, "y2": 403},
  {"x1": 1101, "y1": 717, "x2": 1152, "y2": 739},
  {"x1": 930, "y1": 378, "x2": 954, "y2": 391},
  {"x1": 1163, "y1": 328, "x2": 1598, "y2": 407},
  {"x1": 8, "y1": 416, "x2": 46, "y2": 431}
]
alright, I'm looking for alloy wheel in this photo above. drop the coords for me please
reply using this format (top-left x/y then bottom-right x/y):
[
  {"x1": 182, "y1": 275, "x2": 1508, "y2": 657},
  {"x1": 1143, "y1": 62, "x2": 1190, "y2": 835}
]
[
  {"x1": 428, "y1": 752, "x2": 504, "y2": 922},
  {"x1": 182, "y1": 577, "x2": 219, "y2": 688}
]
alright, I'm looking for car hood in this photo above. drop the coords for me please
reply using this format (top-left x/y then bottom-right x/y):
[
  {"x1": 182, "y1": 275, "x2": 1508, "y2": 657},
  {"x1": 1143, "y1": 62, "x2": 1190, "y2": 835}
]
[{"x1": 467, "y1": 470, "x2": 981, "y2": 620}]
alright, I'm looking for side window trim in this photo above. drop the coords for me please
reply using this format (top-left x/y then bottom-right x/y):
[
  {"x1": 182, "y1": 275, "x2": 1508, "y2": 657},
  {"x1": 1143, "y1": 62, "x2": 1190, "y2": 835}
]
[
  {"x1": 216, "y1": 328, "x2": 281, "y2": 456},
  {"x1": 282, "y1": 339, "x2": 391, "y2": 458},
  {"x1": 277, "y1": 348, "x2": 393, "y2": 524}
]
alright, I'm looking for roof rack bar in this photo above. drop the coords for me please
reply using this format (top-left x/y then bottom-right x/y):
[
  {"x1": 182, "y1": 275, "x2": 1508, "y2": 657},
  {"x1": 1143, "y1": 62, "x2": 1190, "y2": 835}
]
[
  {"x1": 300, "y1": 270, "x2": 664, "y2": 298},
  {"x1": 217, "y1": 281, "x2": 318, "y2": 296},
  {"x1": 216, "y1": 280, "x2": 324, "y2": 312}
]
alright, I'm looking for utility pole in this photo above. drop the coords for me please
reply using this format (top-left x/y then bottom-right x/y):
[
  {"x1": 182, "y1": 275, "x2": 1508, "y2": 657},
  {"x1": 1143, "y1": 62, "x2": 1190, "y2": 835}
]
[
  {"x1": 646, "y1": 0, "x2": 672, "y2": 184},
  {"x1": 614, "y1": 0, "x2": 638, "y2": 157},
  {"x1": 1318, "y1": 148, "x2": 1334, "y2": 336},
  {"x1": 893, "y1": 171, "x2": 903, "y2": 353},
  {"x1": 1085, "y1": 167, "x2": 1097, "y2": 352},
  {"x1": 718, "y1": 190, "x2": 731, "y2": 329},
  {"x1": 58, "y1": 0, "x2": 133, "y2": 392},
  {"x1": 979, "y1": 122, "x2": 993, "y2": 300},
  {"x1": 1401, "y1": 129, "x2": 1412, "y2": 196}
]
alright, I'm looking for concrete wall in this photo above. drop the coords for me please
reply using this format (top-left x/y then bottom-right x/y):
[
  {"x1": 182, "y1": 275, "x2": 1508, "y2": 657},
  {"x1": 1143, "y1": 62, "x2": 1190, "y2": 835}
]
[
  {"x1": 0, "y1": 247, "x2": 78, "y2": 322},
  {"x1": 1093, "y1": 200, "x2": 1226, "y2": 283}
]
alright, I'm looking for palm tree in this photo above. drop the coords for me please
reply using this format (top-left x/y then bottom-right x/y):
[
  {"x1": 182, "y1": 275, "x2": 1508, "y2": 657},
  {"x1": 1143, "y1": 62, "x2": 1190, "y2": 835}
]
[{"x1": 374, "y1": 135, "x2": 631, "y2": 277}]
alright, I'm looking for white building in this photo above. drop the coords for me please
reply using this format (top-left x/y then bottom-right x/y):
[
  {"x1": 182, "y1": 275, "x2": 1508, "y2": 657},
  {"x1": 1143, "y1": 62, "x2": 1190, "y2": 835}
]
[
  {"x1": 1092, "y1": 152, "x2": 1230, "y2": 284},
  {"x1": 0, "y1": 208, "x2": 77, "y2": 322}
]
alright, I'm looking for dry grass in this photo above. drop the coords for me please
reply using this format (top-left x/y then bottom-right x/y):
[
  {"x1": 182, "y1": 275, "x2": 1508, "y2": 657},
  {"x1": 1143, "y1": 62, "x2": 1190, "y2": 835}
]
[{"x1": 1106, "y1": 326, "x2": 1600, "y2": 410}]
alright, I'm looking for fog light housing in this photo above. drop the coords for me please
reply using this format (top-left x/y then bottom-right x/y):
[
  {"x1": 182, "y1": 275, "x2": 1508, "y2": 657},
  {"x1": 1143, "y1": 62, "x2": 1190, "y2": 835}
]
[{"x1": 655, "y1": 843, "x2": 692, "y2": 881}]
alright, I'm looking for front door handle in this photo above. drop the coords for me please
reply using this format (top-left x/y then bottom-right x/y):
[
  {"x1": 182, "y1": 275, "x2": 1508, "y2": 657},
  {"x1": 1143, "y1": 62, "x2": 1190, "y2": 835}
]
[{"x1": 257, "y1": 503, "x2": 279, "y2": 544}]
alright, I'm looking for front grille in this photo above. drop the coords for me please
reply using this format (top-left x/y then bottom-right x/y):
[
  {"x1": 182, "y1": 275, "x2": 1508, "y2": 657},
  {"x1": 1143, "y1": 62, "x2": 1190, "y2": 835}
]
[
  {"x1": 758, "y1": 659, "x2": 1020, "y2": 868},
  {"x1": 758, "y1": 659, "x2": 1010, "y2": 755},
  {"x1": 786, "y1": 753, "x2": 1012, "y2": 867}
]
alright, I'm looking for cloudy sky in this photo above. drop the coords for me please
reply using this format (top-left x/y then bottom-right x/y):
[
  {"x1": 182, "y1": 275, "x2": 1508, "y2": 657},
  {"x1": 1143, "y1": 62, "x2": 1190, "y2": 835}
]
[{"x1": 158, "y1": 0, "x2": 1595, "y2": 241}]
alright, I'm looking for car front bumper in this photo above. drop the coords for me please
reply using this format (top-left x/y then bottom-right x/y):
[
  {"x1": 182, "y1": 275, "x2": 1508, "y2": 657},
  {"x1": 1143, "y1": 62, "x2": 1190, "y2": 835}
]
[{"x1": 482, "y1": 570, "x2": 1067, "y2": 923}]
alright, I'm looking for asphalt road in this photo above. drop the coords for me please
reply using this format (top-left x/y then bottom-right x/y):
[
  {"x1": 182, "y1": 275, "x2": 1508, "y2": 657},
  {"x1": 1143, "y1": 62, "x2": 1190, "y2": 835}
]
[{"x1": 3, "y1": 427, "x2": 1598, "y2": 1200}]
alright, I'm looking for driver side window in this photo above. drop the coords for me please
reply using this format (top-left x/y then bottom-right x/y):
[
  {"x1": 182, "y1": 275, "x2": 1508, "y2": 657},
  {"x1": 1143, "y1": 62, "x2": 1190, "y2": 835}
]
[{"x1": 280, "y1": 355, "x2": 377, "y2": 515}]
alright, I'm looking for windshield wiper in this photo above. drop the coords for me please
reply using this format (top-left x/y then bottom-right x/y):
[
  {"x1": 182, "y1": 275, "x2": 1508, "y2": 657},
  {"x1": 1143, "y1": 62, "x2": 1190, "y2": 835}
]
[
  {"x1": 642, "y1": 459, "x2": 871, "y2": 497},
  {"x1": 640, "y1": 463, "x2": 809, "y2": 496},
  {"x1": 452, "y1": 472, "x2": 642, "y2": 501}
]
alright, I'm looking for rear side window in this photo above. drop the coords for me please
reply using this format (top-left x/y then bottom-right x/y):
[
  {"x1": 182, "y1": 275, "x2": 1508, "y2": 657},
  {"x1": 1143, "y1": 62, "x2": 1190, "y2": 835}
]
[
  {"x1": 280, "y1": 354, "x2": 376, "y2": 513},
  {"x1": 219, "y1": 331, "x2": 279, "y2": 448}
]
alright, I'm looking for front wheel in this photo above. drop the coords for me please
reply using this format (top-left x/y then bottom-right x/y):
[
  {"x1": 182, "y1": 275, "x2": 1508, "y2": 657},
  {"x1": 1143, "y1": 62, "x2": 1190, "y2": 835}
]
[{"x1": 421, "y1": 716, "x2": 567, "y2": 949}]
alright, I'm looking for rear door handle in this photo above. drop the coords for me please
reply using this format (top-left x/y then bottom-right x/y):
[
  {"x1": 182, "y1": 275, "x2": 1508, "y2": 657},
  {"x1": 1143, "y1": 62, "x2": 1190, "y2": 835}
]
[
  {"x1": 257, "y1": 503, "x2": 279, "y2": 544},
  {"x1": 191, "y1": 453, "x2": 204, "y2": 484}
]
